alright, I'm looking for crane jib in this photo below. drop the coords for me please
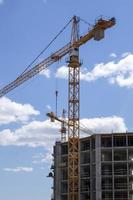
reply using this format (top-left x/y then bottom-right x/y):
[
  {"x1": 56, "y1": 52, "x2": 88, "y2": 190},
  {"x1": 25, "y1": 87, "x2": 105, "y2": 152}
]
[{"x1": 0, "y1": 17, "x2": 115, "y2": 98}]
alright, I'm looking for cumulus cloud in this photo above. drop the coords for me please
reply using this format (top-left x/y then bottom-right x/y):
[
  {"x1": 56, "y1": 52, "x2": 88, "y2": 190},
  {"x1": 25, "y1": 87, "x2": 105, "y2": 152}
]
[
  {"x1": 0, "y1": 116, "x2": 126, "y2": 148},
  {"x1": 0, "y1": 116, "x2": 127, "y2": 165},
  {"x1": 32, "y1": 152, "x2": 52, "y2": 164},
  {"x1": 110, "y1": 53, "x2": 117, "y2": 58},
  {"x1": 3, "y1": 167, "x2": 33, "y2": 173},
  {"x1": 40, "y1": 69, "x2": 50, "y2": 78},
  {"x1": 0, "y1": 119, "x2": 60, "y2": 148},
  {"x1": 121, "y1": 52, "x2": 131, "y2": 58},
  {"x1": 55, "y1": 65, "x2": 68, "y2": 79},
  {"x1": 80, "y1": 116, "x2": 127, "y2": 134},
  {"x1": 0, "y1": 97, "x2": 39, "y2": 125},
  {"x1": 55, "y1": 53, "x2": 133, "y2": 88}
]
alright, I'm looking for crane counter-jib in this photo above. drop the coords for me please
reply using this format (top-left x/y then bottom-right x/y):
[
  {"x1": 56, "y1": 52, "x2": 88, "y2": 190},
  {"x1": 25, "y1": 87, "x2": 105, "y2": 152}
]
[{"x1": 73, "y1": 17, "x2": 116, "y2": 47}]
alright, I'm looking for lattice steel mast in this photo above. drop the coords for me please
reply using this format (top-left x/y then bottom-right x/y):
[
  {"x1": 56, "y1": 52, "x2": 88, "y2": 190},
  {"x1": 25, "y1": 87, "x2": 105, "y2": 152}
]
[{"x1": 68, "y1": 16, "x2": 80, "y2": 200}]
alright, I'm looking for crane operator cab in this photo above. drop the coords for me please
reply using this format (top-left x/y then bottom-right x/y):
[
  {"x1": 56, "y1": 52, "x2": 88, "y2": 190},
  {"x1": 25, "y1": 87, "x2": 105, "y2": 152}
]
[{"x1": 47, "y1": 112, "x2": 56, "y2": 122}]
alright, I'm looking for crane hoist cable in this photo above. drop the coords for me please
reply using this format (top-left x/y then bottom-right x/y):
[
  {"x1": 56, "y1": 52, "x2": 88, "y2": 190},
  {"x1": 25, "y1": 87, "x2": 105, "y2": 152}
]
[
  {"x1": 55, "y1": 90, "x2": 58, "y2": 116},
  {"x1": 55, "y1": 60, "x2": 60, "y2": 116}
]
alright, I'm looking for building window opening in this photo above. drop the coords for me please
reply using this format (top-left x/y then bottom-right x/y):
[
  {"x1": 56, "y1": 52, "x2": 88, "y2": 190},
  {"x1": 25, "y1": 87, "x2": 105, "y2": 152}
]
[
  {"x1": 101, "y1": 136, "x2": 112, "y2": 147},
  {"x1": 114, "y1": 149, "x2": 127, "y2": 161},
  {"x1": 114, "y1": 135, "x2": 126, "y2": 147}
]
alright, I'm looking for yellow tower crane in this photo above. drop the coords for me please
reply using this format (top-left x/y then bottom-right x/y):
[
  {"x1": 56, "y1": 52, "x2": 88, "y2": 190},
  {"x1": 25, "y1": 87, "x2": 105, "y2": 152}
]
[{"x1": 0, "y1": 16, "x2": 116, "y2": 200}]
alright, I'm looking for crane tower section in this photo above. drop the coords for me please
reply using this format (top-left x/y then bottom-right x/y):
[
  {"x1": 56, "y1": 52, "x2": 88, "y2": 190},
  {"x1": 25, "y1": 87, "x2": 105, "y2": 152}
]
[{"x1": 68, "y1": 16, "x2": 80, "y2": 200}]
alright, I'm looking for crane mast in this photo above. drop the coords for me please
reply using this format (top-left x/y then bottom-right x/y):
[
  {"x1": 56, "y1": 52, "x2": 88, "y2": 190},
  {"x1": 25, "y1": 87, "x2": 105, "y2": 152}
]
[{"x1": 68, "y1": 16, "x2": 80, "y2": 200}]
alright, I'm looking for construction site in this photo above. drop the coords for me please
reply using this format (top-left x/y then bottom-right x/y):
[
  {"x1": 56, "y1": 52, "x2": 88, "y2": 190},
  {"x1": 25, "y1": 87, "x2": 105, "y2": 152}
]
[{"x1": 1, "y1": 13, "x2": 133, "y2": 200}]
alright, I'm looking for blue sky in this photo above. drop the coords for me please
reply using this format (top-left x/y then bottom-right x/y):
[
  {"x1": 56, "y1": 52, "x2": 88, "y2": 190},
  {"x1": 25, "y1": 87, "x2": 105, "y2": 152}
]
[{"x1": 0, "y1": 0, "x2": 133, "y2": 200}]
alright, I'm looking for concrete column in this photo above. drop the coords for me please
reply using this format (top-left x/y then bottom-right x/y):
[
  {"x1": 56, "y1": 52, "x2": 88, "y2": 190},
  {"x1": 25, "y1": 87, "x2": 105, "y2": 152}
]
[
  {"x1": 95, "y1": 135, "x2": 101, "y2": 200},
  {"x1": 126, "y1": 133, "x2": 129, "y2": 200},
  {"x1": 90, "y1": 139, "x2": 93, "y2": 200},
  {"x1": 54, "y1": 141, "x2": 61, "y2": 200},
  {"x1": 112, "y1": 134, "x2": 114, "y2": 200}
]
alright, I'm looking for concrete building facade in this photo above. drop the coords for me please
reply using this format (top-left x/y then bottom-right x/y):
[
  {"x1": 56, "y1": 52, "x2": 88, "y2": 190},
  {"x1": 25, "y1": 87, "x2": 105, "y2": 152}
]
[{"x1": 52, "y1": 132, "x2": 133, "y2": 200}]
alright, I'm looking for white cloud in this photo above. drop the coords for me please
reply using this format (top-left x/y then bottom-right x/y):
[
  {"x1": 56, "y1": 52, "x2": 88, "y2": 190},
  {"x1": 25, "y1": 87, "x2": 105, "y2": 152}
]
[
  {"x1": 3, "y1": 167, "x2": 33, "y2": 173},
  {"x1": 33, "y1": 152, "x2": 52, "y2": 164},
  {"x1": 55, "y1": 53, "x2": 133, "y2": 88},
  {"x1": 80, "y1": 116, "x2": 127, "y2": 134},
  {"x1": 0, "y1": 116, "x2": 127, "y2": 165},
  {"x1": 121, "y1": 52, "x2": 131, "y2": 58},
  {"x1": 0, "y1": 119, "x2": 60, "y2": 148},
  {"x1": 40, "y1": 69, "x2": 50, "y2": 78},
  {"x1": 0, "y1": 116, "x2": 126, "y2": 148},
  {"x1": 55, "y1": 65, "x2": 68, "y2": 79},
  {"x1": 0, "y1": 97, "x2": 39, "y2": 125},
  {"x1": 110, "y1": 53, "x2": 117, "y2": 58},
  {"x1": 110, "y1": 73, "x2": 133, "y2": 87}
]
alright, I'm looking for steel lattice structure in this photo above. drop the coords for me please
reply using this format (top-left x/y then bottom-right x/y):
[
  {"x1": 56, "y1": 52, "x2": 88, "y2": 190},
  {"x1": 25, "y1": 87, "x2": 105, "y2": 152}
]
[{"x1": 68, "y1": 16, "x2": 80, "y2": 200}]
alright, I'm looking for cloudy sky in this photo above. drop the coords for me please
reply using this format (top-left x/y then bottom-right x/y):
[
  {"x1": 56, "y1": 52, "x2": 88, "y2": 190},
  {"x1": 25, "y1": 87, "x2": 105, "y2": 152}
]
[{"x1": 0, "y1": 0, "x2": 133, "y2": 200}]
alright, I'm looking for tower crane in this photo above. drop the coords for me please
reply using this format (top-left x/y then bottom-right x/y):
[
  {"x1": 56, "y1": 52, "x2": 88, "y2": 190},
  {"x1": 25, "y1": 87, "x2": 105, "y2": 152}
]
[
  {"x1": 46, "y1": 110, "x2": 94, "y2": 142},
  {"x1": 0, "y1": 16, "x2": 116, "y2": 200}
]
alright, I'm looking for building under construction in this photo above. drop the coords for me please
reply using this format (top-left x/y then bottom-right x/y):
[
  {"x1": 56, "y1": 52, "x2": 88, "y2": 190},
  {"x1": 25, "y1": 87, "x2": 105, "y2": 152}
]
[{"x1": 52, "y1": 132, "x2": 133, "y2": 200}]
